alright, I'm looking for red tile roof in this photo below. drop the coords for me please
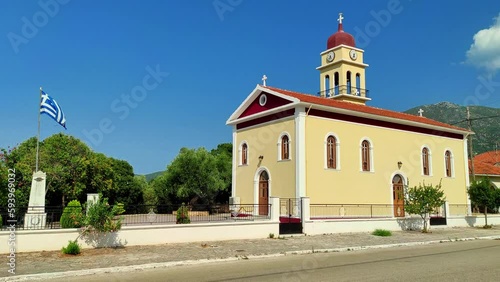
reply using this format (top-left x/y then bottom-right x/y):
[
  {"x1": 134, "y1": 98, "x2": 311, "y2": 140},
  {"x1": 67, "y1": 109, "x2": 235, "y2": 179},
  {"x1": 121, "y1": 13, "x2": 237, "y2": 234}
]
[
  {"x1": 263, "y1": 85, "x2": 470, "y2": 133},
  {"x1": 470, "y1": 151, "x2": 500, "y2": 176}
]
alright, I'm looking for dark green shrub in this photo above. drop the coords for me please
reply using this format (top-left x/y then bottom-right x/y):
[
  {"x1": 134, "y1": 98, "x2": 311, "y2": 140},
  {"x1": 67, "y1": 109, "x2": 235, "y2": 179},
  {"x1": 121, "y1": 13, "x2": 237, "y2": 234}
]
[
  {"x1": 61, "y1": 240, "x2": 81, "y2": 255},
  {"x1": 176, "y1": 203, "x2": 190, "y2": 224},
  {"x1": 372, "y1": 229, "x2": 392, "y2": 236},
  {"x1": 60, "y1": 200, "x2": 84, "y2": 228},
  {"x1": 0, "y1": 214, "x2": 2, "y2": 227}
]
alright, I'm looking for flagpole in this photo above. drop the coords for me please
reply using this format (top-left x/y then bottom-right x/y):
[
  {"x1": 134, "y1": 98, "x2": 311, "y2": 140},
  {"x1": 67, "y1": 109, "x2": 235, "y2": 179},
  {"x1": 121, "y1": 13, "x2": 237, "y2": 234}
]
[{"x1": 36, "y1": 87, "x2": 42, "y2": 172}]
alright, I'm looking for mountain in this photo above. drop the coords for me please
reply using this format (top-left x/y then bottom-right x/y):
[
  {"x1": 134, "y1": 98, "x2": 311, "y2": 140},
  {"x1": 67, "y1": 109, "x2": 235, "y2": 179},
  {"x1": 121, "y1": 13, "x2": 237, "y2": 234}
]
[
  {"x1": 404, "y1": 102, "x2": 500, "y2": 155},
  {"x1": 144, "y1": 171, "x2": 165, "y2": 182}
]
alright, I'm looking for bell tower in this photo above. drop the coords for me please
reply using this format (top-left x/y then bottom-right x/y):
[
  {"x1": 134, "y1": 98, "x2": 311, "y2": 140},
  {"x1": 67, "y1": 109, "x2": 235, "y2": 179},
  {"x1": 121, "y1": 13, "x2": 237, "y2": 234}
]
[{"x1": 317, "y1": 13, "x2": 370, "y2": 105}]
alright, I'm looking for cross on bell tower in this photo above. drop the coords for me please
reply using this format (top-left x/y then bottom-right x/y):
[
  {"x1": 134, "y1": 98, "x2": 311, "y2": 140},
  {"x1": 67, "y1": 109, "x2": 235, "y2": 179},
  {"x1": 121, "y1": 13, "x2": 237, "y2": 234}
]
[
  {"x1": 337, "y1": 13, "x2": 344, "y2": 24},
  {"x1": 317, "y1": 13, "x2": 370, "y2": 105}
]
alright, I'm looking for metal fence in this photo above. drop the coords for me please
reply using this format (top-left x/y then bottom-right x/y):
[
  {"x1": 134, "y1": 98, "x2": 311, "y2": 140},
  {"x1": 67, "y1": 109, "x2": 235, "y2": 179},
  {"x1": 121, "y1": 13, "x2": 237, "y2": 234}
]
[{"x1": 0, "y1": 204, "x2": 271, "y2": 231}]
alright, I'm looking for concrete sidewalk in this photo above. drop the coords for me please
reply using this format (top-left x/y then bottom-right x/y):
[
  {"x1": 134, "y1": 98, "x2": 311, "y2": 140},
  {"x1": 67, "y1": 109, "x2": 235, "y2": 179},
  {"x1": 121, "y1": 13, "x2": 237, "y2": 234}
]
[{"x1": 1, "y1": 226, "x2": 500, "y2": 281}]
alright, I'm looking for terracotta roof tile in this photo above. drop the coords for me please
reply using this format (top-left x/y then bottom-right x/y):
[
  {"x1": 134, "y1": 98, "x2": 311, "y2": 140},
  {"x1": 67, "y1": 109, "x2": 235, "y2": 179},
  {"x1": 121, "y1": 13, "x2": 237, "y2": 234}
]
[
  {"x1": 263, "y1": 85, "x2": 470, "y2": 133},
  {"x1": 470, "y1": 151, "x2": 500, "y2": 176}
]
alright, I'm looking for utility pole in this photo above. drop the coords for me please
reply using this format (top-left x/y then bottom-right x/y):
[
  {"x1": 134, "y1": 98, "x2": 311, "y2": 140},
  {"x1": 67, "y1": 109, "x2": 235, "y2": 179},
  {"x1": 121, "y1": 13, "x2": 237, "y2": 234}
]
[{"x1": 467, "y1": 107, "x2": 475, "y2": 181}]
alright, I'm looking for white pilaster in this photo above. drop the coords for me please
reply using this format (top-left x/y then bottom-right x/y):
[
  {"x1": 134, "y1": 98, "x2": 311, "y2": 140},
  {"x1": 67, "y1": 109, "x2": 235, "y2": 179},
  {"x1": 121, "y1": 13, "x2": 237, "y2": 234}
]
[
  {"x1": 270, "y1": 197, "x2": 280, "y2": 222},
  {"x1": 232, "y1": 126, "x2": 237, "y2": 198},
  {"x1": 301, "y1": 197, "x2": 310, "y2": 221},
  {"x1": 463, "y1": 136, "x2": 472, "y2": 215},
  {"x1": 295, "y1": 108, "x2": 306, "y2": 198}
]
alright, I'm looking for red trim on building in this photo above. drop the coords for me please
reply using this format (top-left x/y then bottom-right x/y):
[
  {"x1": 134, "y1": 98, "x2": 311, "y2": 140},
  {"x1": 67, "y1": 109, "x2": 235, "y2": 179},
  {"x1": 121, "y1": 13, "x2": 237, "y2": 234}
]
[
  {"x1": 263, "y1": 86, "x2": 469, "y2": 133},
  {"x1": 236, "y1": 109, "x2": 295, "y2": 130},
  {"x1": 239, "y1": 93, "x2": 293, "y2": 118},
  {"x1": 308, "y1": 109, "x2": 464, "y2": 139}
]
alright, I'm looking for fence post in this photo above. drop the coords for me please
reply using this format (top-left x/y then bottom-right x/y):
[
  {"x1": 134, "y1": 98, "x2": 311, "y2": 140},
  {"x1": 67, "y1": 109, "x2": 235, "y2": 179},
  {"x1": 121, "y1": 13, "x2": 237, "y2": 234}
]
[
  {"x1": 270, "y1": 197, "x2": 280, "y2": 222},
  {"x1": 301, "y1": 197, "x2": 310, "y2": 221}
]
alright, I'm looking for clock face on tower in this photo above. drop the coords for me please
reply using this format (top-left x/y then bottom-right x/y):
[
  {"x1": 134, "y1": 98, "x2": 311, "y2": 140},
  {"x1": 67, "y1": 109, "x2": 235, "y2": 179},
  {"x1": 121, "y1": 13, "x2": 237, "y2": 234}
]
[
  {"x1": 349, "y1": 49, "x2": 357, "y2": 60},
  {"x1": 326, "y1": 51, "x2": 335, "y2": 62}
]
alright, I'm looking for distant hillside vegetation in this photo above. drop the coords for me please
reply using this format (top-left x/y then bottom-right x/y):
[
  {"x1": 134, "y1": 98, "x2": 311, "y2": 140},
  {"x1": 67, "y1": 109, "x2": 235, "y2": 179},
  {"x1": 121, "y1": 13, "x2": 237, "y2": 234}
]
[
  {"x1": 144, "y1": 171, "x2": 165, "y2": 182},
  {"x1": 405, "y1": 102, "x2": 500, "y2": 155}
]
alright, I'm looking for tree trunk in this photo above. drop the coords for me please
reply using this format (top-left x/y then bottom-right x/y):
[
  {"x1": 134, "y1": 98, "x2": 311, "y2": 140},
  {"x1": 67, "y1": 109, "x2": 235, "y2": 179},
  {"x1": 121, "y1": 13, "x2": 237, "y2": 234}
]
[
  {"x1": 422, "y1": 213, "x2": 430, "y2": 233},
  {"x1": 62, "y1": 194, "x2": 66, "y2": 208},
  {"x1": 484, "y1": 206, "x2": 488, "y2": 227}
]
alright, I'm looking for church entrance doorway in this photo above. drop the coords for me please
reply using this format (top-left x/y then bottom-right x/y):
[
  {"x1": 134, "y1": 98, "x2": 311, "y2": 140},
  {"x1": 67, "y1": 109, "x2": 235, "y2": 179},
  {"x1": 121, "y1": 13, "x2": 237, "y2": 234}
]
[
  {"x1": 392, "y1": 174, "x2": 405, "y2": 217},
  {"x1": 258, "y1": 171, "x2": 269, "y2": 215}
]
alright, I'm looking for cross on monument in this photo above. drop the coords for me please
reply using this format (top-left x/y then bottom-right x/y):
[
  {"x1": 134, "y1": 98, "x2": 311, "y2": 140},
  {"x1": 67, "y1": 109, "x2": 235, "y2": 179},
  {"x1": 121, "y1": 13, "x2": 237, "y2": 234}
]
[
  {"x1": 262, "y1": 75, "x2": 267, "y2": 86},
  {"x1": 418, "y1": 108, "x2": 424, "y2": 117},
  {"x1": 338, "y1": 13, "x2": 344, "y2": 24}
]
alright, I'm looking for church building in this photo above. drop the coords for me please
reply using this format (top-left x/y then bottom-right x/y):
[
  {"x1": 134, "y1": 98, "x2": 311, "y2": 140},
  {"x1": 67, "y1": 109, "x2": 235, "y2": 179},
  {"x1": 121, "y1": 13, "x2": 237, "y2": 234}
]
[{"x1": 226, "y1": 14, "x2": 472, "y2": 218}]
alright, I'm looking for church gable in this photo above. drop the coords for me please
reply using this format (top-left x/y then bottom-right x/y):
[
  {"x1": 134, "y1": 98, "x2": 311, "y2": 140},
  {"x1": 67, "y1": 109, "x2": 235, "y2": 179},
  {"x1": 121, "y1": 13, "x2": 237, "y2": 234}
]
[{"x1": 238, "y1": 92, "x2": 293, "y2": 118}]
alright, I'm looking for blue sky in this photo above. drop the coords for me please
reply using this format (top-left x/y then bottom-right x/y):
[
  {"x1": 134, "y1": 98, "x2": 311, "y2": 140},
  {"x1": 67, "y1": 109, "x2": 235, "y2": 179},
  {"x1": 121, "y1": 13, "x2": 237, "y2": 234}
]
[{"x1": 1, "y1": 0, "x2": 500, "y2": 174}]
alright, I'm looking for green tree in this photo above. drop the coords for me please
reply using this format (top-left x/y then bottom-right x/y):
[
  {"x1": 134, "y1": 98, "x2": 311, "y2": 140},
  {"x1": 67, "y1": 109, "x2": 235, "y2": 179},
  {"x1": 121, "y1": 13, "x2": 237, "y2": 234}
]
[
  {"x1": 1, "y1": 141, "x2": 37, "y2": 208},
  {"x1": 468, "y1": 177, "x2": 496, "y2": 227},
  {"x1": 404, "y1": 181, "x2": 446, "y2": 233},
  {"x1": 85, "y1": 153, "x2": 114, "y2": 196},
  {"x1": 107, "y1": 158, "x2": 143, "y2": 207},
  {"x1": 135, "y1": 175, "x2": 157, "y2": 207},
  {"x1": 210, "y1": 143, "x2": 232, "y2": 203},
  {"x1": 151, "y1": 172, "x2": 172, "y2": 207},
  {"x1": 41, "y1": 133, "x2": 92, "y2": 206},
  {"x1": 157, "y1": 147, "x2": 226, "y2": 207},
  {"x1": 1, "y1": 134, "x2": 144, "y2": 209}
]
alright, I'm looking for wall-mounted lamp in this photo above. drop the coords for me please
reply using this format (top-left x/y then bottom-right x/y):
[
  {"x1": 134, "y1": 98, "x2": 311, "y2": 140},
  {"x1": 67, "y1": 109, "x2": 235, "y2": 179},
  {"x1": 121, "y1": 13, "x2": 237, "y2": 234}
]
[
  {"x1": 397, "y1": 161, "x2": 403, "y2": 169},
  {"x1": 259, "y1": 155, "x2": 264, "y2": 161}
]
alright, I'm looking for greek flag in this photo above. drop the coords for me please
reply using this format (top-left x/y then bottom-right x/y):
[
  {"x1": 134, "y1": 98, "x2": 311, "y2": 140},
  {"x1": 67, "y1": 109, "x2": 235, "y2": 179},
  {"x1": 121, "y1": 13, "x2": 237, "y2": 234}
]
[{"x1": 40, "y1": 91, "x2": 66, "y2": 129}]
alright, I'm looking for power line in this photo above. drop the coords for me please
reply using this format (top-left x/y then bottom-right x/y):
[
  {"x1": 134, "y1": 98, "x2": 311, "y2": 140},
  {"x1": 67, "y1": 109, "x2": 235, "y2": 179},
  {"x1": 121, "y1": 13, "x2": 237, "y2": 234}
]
[
  {"x1": 467, "y1": 107, "x2": 475, "y2": 181},
  {"x1": 450, "y1": 114, "x2": 500, "y2": 125}
]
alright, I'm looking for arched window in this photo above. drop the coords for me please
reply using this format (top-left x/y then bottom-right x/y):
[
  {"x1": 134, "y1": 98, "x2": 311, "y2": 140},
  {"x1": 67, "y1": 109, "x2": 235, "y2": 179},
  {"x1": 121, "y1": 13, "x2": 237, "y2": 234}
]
[
  {"x1": 241, "y1": 143, "x2": 248, "y2": 165},
  {"x1": 334, "y1": 72, "x2": 339, "y2": 94},
  {"x1": 281, "y1": 135, "x2": 289, "y2": 160},
  {"x1": 346, "y1": 71, "x2": 352, "y2": 94},
  {"x1": 356, "y1": 73, "x2": 361, "y2": 95},
  {"x1": 422, "y1": 147, "x2": 430, "y2": 175},
  {"x1": 445, "y1": 150, "x2": 452, "y2": 177},
  {"x1": 326, "y1": 135, "x2": 337, "y2": 169},
  {"x1": 325, "y1": 75, "x2": 330, "y2": 96},
  {"x1": 361, "y1": 140, "x2": 370, "y2": 171}
]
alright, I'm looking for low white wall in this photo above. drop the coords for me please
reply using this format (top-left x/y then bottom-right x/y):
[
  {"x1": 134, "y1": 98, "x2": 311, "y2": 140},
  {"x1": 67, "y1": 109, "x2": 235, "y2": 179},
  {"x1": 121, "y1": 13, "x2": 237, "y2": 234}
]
[
  {"x1": 303, "y1": 217, "x2": 423, "y2": 235},
  {"x1": 304, "y1": 215, "x2": 500, "y2": 235},
  {"x1": 447, "y1": 214, "x2": 500, "y2": 227},
  {"x1": 0, "y1": 221, "x2": 279, "y2": 254}
]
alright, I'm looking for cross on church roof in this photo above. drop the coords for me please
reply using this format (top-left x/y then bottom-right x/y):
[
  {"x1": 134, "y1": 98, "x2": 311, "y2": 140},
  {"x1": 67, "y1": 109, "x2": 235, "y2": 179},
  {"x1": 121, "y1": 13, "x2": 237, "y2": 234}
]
[
  {"x1": 337, "y1": 13, "x2": 344, "y2": 24},
  {"x1": 262, "y1": 75, "x2": 267, "y2": 86},
  {"x1": 418, "y1": 108, "x2": 424, "y2": 117}
]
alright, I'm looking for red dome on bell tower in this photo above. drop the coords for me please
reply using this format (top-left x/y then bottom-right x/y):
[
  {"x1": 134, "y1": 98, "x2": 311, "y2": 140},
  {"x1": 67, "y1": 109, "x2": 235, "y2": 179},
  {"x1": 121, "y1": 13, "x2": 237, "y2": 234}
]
[{"x1": 327, "y1": 13, "x2": 355, "y2": 49}]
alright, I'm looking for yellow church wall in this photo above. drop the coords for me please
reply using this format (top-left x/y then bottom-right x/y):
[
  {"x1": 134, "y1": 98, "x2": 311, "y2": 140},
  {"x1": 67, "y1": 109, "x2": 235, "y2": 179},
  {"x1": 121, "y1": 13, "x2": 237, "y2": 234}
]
[
  {"x1": 234, "y1": 118, "x2": 297, "y2": 204},
  {"x1": 305, "y1": 115, "x2": 468, "y2": 208}
]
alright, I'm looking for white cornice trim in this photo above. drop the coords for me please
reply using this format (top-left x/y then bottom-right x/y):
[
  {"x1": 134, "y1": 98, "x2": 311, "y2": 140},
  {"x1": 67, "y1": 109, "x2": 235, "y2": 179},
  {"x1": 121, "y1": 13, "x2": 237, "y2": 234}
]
[
  {"x1": 226, "y1": 85, "x2": 299, "y2": 125},
  {"x1": 317, "y1": 60, "x2": 369, "y2": 70},
  {"x1": 320, "y1": 45, "x2": 365, "y2": 55},
  {"x1": 298, "y1": 102, "x2": 470, "y2": 136},
  {"x1": 331, "y1": 94, "x2": 371, "y2": 101},
  {"x1": 226, "y1": 103, "x2": 297, "y2": 126}
]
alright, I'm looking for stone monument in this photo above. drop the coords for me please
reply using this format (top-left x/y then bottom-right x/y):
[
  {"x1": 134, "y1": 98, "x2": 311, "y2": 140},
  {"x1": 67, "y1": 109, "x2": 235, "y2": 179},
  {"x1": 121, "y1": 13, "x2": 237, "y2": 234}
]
[
  {"x1": 86, "y1": 193, "x2": 99, "y2": 215},
  {"x1": 24, "y1": 171, "x2": 47, "y2": 229}
]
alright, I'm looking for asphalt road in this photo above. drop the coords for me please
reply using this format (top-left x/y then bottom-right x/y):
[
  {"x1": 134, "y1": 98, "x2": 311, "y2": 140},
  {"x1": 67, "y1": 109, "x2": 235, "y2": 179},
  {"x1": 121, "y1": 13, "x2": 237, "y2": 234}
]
[{"x1": 50, "y1": 239, "x2": 500, "y2": 282}]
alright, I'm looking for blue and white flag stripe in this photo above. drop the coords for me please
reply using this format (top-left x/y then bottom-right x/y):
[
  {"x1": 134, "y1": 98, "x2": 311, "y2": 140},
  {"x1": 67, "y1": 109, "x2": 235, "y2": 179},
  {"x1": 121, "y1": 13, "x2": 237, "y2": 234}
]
[{"x1": 40, "y1": 90, "x2": 66, "y2": 129}]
